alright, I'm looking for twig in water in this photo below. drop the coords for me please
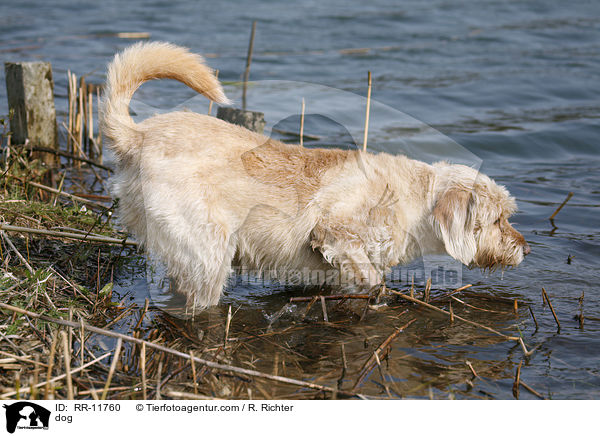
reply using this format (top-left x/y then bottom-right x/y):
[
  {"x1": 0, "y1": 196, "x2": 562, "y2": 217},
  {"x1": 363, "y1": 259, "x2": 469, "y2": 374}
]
[
  {"x1": 223, "y1": 305, "x2": 232, "y2": 345},
  {"x1": 519, "y1": 380, "x2": 546, "y2": 400},
  {"x1": 542, "y1": 287, "x2": 561, "y2": 331},
  {"x1": 529, "y1": 306, "x2": 539, "y2": 331},
  {"x1": 320, "y1": 296, "x2": 329, "y2": 322},
  {"x1": 429, "y1": 283, "x2": 473, "y2": 303},
  {"x1": 101, "y1": 337, "x2": 122, "y2": 400},
  {"x1": 337, "y1": 343, "x2": 347, "y2": 390},
  {"x1": 549, "y1": 192, "x2": 573, "y2": 221},
  {"x1": 290, "y1": 294, "x2": 371, "y2": 303},
  {"x1": 134, "y1": 298, "x2": 150, "y2": 330},
  {"x1": 302, "y1": 296, "x2": 318, "y2": 319},
  {"x1": 465, "y1": 360, "x2": 478, "y2": 378},
  {"x1": 352, "y1": 318, "x2": 415, "y2": 391},
  {"x1": 388, "y1": 289, "x2": 519, "y2": 341},
  {"x1": 242, "y1": 21, "x2": 257, "y2": 111},
  {"x1": 512, "y1": 360, "x2": 522, "y2": 399}
]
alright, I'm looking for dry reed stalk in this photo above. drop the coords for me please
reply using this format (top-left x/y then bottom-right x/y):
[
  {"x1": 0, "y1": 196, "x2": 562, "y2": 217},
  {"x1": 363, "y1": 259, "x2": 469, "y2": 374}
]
[
  {"x1": 88, "y1": 86, "x2": 94, "y2": 157},
  {"x1": 302, "y1": 296, "x2": 318, "y2": 319},
  {"x1": 141, "y1": 342, "x2": 147, "y2": 400},
  {"x1": 0, "y1": 351, "x2": 49, "y2": 367},
  {"x1": 223, "y1": 305, "x2": 232, "y2": 345},
  {"x1": 0, "y1": 302, "x2": 359, "y2": 397},
  {"x1": 52, "y1": 171, "x2": 66, "y2": 207},
  {"x1": 208, "y1": 69, "x2": 219, "y2": 115},
  {"x1": 388, "y1": 289, "x2": 519, "y2": 341},
  {"x1": 68, "y1": 309, "x2": 73, "y2": 364},
  {"x1": 79, "y1": 77, "x2": 86, "y2": 157},
  {"x1": 519, "y1": 380, "x2": 545, "y2": 400},
  {"x1": 362, "y1": 71, "x2": 372, "y2": 152},
  {"x1": 320, "y1": 296, "x2": 329, "y2": 322},
  {"x1": 60, "y1": 331, "x2": 74, "y2": 400},
  {"x1": 300, "y1": 98, "x2": 305, "y2": 147},
  {"x1": 512, "y1": 360, "x2": 522, "y2": 399},
  {"x1": 101, "y1": 337, "x2": 122, "y2": 400},
  {"x1": 96, "y1": 86, "x2": 103, "y2": 163},
  {"x1": 155, "y1": 360, "x2": 163, "y2": 400},
  {"x1": 352, "y1": 318, "x2": 415, "y2": 391},
  {"x1": 76, "y1": 84, "x2": 83, "y2": 168},
  {"x1": 1, "y1": 230, "x2": 33, "y2": 273},
  {"x1": 410, "y1": 276, "x2": 414, "y2": 298},
  {"x1": 134, "y1": 298, "x2": 149, "y2": 330},
  {"x1": 67, "y1": 71, "x2": 73, "y2": 154},
  {"x1": 465, "y1": 360, "x2": 478, "y2": 378},
  {"x1": 190, "y1": 350, "x2": 198, "y2": 395},
  {"x1": 79, "y1": 318, "x2": 85, "y2": 367},
  {"x1": 549, "y1": 192, "x2": 573, "y2": 221},
  {"x1": 450, "y1": 295, "x2": 508, "y2": 314},
  {"x1": 449, "y1": 300, "x2": 454, "y2": 323},
  {"x1": 2, "y1": 352, "x2": 112, "y2": 399},
  {"x1": 529, "y1": 306, "x2": 539, "y2": 330},
  {"x1": 0, "y1": 223, "x2": 137, "y2": 246},
  {"x1": 167, "y1": 391, "x2": 224, "y2": 400},
  {"x1": 44, "y1": 333, "x2": 58, "y2": 399},
  {"x1": 424, "y1": 277, "x2": 431, "y2": 302},
  {"x1": 542, "y1": 288, "x2": 561, "y2": 331},
  {"x1": 17, "y1": 142, "x2": 112, "y2": 171},
  {"x1": 290, "y1": 294, "x2": 371, "y2": 303},
  {"x1": 517, "y1": 337, "x2": 538, "y2": 357},
  {"x1": 32, "y1": 356, "x2": 40, "y2": 399},
  {"x1": 430, "y1": 284, "x2": 473, "y2": 303},
  {"x1": 242, "y1": 21, "x2": 257, "y2": 111}
]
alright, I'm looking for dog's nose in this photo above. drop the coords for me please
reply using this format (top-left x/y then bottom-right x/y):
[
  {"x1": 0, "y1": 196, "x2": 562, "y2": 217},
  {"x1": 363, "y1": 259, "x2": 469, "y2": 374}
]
[{"x1": 523, "y1": 243, "x2": 531, "y2": 256}]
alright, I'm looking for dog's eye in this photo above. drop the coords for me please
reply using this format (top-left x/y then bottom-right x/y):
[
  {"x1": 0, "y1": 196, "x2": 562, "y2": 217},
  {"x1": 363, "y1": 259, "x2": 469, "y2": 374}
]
[{"x1": 494, "y1": 218, "x2": 501, "y2": 225}]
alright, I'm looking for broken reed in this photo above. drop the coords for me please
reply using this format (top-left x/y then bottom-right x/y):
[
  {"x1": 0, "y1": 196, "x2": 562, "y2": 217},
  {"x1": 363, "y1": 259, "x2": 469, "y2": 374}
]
[{"x1": 67, "y1": 71, "x2": 103, "y2": 167}]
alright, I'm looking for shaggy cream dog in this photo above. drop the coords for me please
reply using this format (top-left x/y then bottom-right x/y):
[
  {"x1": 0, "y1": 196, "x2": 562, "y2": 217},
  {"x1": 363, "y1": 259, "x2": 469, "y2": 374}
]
[{"x1": 101, "y1": 42, "x2": 530, "y2": 309}]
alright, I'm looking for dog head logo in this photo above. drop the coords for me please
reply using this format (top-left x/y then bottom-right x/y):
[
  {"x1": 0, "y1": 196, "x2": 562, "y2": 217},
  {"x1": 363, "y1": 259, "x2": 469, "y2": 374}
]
[{"x1": 3, "y1": 402, "x2": 50, "y2": 434}]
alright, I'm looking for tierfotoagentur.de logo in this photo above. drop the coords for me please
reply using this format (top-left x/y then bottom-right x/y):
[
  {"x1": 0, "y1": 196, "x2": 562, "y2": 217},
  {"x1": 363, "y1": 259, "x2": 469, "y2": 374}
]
[{"x1": 2, "y1": 402, "x2": 50, "y2": 434}]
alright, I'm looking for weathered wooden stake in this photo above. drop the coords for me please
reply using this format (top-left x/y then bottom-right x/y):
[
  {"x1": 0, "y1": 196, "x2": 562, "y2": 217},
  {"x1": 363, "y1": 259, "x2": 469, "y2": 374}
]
[
  {"x1": 217, "y1": 107, "x2": 265, "y2": 134},
  {"x1": 5, "y1": 61, "x2": 58, "y2": 165}
]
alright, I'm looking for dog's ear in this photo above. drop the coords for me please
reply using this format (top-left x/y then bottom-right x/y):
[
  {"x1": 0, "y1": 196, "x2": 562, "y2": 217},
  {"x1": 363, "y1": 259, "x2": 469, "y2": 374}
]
[{"x1": 433, "y1": 187, "x2": 477, "y2": 265}]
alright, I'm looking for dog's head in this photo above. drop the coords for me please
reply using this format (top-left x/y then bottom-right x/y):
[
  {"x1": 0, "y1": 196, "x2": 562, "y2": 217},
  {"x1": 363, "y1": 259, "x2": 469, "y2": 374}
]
[{"x1": 432, "y1": 164, "x2": 530, "y2": 269}]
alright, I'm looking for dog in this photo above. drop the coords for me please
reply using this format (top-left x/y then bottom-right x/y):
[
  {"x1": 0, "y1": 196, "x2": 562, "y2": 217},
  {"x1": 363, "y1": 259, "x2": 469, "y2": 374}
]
[{"x1": 101, "y1": 42, "x2": 530, "y2": 309}]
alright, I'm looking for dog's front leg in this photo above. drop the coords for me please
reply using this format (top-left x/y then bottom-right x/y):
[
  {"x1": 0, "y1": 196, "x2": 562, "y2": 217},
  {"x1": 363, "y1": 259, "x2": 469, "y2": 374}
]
[{"x1": 310, "y1": 223, "x2": 382, "y2": 291}]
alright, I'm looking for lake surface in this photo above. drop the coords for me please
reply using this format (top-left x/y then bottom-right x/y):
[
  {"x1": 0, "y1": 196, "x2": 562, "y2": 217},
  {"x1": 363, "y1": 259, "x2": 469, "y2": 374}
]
[{"x1": 1, "y1": 0, "x2": 599, "y2": 399}]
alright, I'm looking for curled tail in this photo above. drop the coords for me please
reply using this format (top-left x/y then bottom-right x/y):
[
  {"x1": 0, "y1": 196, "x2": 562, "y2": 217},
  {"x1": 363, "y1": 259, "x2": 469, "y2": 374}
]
[{"x1": 101, "y1": 42, "x2": 230, "y2": 156}]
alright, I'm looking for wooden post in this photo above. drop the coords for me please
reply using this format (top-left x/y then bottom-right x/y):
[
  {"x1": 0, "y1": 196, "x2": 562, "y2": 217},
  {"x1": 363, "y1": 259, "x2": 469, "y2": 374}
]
[
  {"x1": 217, "y1": 107, "x2": 265, "y2": 134},
  {"x1": 5, "y1": 61, "x2": 58, "y2": 165}
]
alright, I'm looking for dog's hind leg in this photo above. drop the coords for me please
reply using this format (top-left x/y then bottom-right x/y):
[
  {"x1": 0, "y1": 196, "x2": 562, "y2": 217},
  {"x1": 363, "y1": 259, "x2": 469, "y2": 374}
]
[{"x1": 176, "y1": 229, "x2": 237, "y2": 309}]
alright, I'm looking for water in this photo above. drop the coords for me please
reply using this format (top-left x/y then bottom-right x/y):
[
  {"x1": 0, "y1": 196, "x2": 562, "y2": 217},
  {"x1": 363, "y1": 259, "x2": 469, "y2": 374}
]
[{"x1": 1, "y1": 0, "x2": 599, "y2": 399}]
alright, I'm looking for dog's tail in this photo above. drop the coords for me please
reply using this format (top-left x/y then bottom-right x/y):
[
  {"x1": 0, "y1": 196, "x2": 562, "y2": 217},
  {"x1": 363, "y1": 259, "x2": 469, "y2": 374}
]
[{"x1": 101, "y1": 42, "x2": 230, "y2": 156}]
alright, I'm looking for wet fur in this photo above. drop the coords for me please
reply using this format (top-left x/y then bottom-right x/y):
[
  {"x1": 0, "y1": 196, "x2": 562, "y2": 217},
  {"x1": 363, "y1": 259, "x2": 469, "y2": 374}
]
[{"x1": 101, "y1": 42, "x2": 530, "y2": 309}]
